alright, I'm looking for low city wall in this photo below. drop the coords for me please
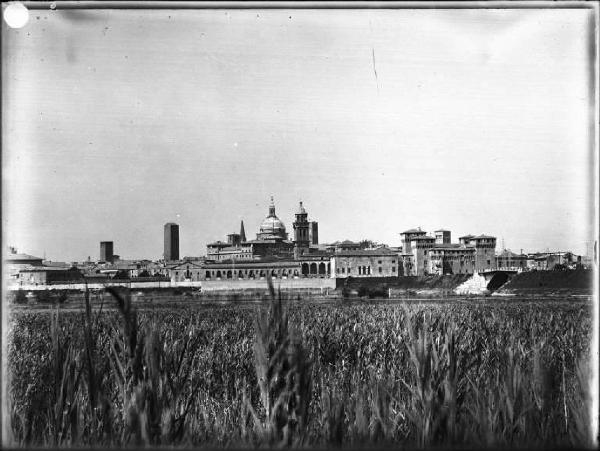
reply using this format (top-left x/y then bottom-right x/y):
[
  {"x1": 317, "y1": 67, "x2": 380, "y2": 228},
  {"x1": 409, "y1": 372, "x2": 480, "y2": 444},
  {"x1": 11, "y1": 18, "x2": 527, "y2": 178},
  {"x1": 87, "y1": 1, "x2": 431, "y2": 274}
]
[
  {"x1": 8, "y1": 280, "x2": 203, "y2": 291},
  {"x1": 7, "y1": 278, "x2": 336, "y2": 293},
  {"x1": 339, "y1": 275, "x2": 472, "y2": 297},
  {"x1": 200, "y1": 277, "x2": 336, "y2": 292}
]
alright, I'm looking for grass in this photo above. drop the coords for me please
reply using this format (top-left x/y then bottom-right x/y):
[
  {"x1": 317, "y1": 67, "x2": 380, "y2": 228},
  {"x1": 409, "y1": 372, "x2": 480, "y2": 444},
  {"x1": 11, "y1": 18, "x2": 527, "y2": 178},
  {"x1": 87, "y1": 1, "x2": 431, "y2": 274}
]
[{"x1": 4, "y1": 283, "x2": 595, "y2": 448}]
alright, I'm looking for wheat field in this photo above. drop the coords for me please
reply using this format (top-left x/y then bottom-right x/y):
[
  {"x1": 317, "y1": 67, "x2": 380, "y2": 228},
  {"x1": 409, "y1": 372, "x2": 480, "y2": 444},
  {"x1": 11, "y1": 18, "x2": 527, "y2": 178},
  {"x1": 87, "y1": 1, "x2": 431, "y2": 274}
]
[{"x1": 5, "y1": 285, "x2": 595, "y2": 448}]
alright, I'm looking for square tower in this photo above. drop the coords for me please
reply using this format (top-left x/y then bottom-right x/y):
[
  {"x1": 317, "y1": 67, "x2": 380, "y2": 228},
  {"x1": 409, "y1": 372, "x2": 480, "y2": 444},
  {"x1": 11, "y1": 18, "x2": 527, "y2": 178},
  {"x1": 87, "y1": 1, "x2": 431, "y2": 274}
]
[
  {"x1": 164, "y1": 223, "x2": 180, "y2": 261},
  {"x1": 434, "y1": 230, "x2": 451, "y2": 244},
  {"x1": 309, "y1": 221, "x2": 319, "y2": 245},
  {"x1": 100, "y1": 241, "x2": 114, "y2": 263}
]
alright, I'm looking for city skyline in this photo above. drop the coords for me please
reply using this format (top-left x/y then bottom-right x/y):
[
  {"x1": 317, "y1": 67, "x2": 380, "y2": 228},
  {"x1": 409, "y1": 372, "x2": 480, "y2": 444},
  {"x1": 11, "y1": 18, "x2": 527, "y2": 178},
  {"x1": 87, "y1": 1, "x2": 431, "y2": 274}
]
[
  {"x1": 3, "y1": 7, "x2": 596, "y2": 262},
  {"x1": 6, "y1": 199, "x2": 591, "y2": 263}
]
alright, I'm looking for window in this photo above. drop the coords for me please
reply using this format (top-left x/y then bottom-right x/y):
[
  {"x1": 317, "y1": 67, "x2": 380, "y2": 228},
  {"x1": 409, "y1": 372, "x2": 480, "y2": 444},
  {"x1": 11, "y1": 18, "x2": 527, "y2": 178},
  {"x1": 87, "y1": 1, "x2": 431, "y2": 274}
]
[
  {"x1": 379, "y1": 267, "x2": 382, "y2": 273},
  {"x1": 378, "y1": 260, "x2": 382, "y2": 264},
  {"x1": 392, "y1": 260, "x2": 396, "y2": 263},
  {"x1": 392, "y1": 267, "x2": 396, "y2": 272},
  {"x1": 487, "y1": 260, "x2": 491, "y2": 265},
  {"x1": 342, "y1": 267, "x2": 345, "y2": 274}
]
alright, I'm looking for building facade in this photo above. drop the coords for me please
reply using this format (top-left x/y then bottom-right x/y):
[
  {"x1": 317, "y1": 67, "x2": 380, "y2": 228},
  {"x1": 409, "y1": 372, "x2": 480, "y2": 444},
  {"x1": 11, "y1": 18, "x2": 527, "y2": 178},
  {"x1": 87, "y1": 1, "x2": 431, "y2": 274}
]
[
  {"x1": 401, "y1": 229, "x2": 497, "y2": 276},
  {"x1": 332, "y1": 249, "x2": 400, "y2": 278},
  {"x1": 495, "y1": 249, "x2": 528, "y2": 269}
]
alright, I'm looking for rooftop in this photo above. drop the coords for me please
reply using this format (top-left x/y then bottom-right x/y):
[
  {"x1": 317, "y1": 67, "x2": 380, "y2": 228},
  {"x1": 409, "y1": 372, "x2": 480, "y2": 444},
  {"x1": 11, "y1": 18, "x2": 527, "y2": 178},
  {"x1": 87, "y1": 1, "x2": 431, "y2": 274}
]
[
  {"x1": 207, "y1": 241, "x2": 231, "y2": 247},
  {"x1": 203, "y1": 260, "x2": 300, "y2": 268},
  {"x1": 335, "y1": 249, "x2": 398, "y2": 257},
  {"x1": 431, "y1": 243, "x2": 470, "y2": 250},
  {"x1": 401, "y1": 228, "x2": 426, "y2": 234},
  {"x1": 5, "y1": 253, "x2": 43, "y2": 262},
  {"x1": 19, "y1": 266, "x2": 81, "y2": 272}
]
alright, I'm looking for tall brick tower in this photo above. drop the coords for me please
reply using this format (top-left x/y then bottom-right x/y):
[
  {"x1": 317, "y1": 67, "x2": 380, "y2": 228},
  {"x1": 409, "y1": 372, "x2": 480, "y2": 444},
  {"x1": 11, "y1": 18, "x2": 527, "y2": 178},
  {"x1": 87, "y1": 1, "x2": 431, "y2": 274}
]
[
  {"x1": 293, "y1": 201, "x2": 310, "y2": 259},
  {"x1": 164, "y1": 223, "x2": 180, "y2": 261}
]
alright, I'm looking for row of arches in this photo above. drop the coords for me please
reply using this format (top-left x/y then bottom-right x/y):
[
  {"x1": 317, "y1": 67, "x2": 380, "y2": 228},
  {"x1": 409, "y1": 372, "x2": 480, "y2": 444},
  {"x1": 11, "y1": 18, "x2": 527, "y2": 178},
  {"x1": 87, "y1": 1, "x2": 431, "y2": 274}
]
[
  {"x1": 205, "y1": 268, "x2": 300, "y2": 280},
  {"x1": 171, "y1": 262, "x2": 333, "y2": 282},
  {"x1": 301, "y1": 262, "x2": 330, "y2": 276}
]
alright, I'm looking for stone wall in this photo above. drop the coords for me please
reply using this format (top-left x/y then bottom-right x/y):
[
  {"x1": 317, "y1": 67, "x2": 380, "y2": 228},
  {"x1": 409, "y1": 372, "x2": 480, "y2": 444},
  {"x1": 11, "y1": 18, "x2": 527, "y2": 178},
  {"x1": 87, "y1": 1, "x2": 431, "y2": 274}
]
[{"x1": 201, "y1": 277, "x2": 336, "y2": 292}]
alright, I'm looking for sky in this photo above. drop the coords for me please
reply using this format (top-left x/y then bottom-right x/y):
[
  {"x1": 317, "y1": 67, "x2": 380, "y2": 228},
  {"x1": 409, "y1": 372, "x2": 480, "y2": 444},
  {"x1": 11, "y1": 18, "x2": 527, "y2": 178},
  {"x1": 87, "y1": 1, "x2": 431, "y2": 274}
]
[{"x1": 2, "y1": 5, "x2": 597, "y2": 262}]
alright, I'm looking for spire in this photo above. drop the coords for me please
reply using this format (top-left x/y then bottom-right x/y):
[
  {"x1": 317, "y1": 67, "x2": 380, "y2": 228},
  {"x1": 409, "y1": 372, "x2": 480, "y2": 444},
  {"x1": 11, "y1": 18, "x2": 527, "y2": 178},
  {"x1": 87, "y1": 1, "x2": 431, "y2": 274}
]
[
  {"x1": 240, "y1": 220, "x2": 246, "y2": 242},
  {"x1": 297, "y1": 201, "x2": 306, "y2": 215},
  {"x1": 268, "y1": 196, "x2": 276, "y2": 217}
]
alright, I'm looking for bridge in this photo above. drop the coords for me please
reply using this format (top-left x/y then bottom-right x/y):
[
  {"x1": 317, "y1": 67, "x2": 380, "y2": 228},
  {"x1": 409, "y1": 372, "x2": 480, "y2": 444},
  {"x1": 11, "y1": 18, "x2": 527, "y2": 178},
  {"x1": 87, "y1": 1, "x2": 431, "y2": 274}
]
[{"x1": 479, "y1": 267, "x2": 523, "y2": 291}]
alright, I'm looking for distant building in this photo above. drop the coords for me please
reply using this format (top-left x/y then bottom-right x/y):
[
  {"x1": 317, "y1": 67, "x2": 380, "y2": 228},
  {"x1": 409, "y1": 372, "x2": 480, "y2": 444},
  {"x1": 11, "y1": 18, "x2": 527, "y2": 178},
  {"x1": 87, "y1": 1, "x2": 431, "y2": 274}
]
[
  {"x1": 332, "y1": 248, "x2": 400, "y2": 278},
  {"x1": 400, "y1": 229, "x2": 496, "y2": 276},
  {"x1": 496, "y1": 249, "x2": 528, "y2": 269},
  {"x1": 164, "y1": 223, "x2": 180, "y2": 261},
  {"x1": 428, "y1": 244, "x2": 476, "y2": 275},
  {"x1": 17, "y1": 267, "x2": 83, "y2": 285},
  {"x1": 309, "y1": 221, "x2": 319, "y2": 245},
  {"x1": 100, "y1": 241, "x2": 114, "y2": 263},
  {"x1": 526, "y1": 251, "x2": 580, "y2": 270},
  {"x1": 293, "y1": 201, "x2": 310, "y2": 258},
  {"x1": 409, "y1": 235, "x2": 436, "y2": 276},
  {"x1": 460, "y1": 235, "x2": 497, "y2": 272},
  {"x1": 400, "y1": 228, "x2": 427, "y2": 256},
  {"x1": 206, "y1": 197, "x2": 298, "y2": 261},
  {"x1": 5, "y1": 249, "x2": 45, "y2": 284},
  {"x1": 434, "y1": 229, "x2": 451, "y2": 244},
  {"x1": 328, "y1": 240, "x2": 362, "y2": 252},
  {"x1": 5, "y1": 251, "x2": 43, "y2": 267}
]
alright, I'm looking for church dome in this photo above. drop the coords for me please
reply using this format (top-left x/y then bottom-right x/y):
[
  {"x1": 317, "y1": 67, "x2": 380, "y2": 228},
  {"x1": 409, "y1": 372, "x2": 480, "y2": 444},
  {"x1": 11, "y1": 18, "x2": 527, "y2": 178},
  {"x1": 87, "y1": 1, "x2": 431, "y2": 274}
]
[
  {"x1": 260, "y1": 216, "x2": 286, "y2": 234},
  {"x1": 257, "y1": 197, "x2": 287, "y2": 239}
]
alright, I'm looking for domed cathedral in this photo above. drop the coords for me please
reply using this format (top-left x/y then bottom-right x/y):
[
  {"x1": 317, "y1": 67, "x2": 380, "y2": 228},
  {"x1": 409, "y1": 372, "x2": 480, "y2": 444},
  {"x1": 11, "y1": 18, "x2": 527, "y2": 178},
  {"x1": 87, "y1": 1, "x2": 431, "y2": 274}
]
[
  {"x1": 206, "y1": 197, "x2": 295, "y2": 261},
  {"x1": 248, "y1": 197, "x2": 294, "y2": 259},
  {"x1": 201, "y1": 197, "x2": 334, "y2": 280},
  {"x1": 256, "y1": 197, "x2": 289, "y2": 241}
]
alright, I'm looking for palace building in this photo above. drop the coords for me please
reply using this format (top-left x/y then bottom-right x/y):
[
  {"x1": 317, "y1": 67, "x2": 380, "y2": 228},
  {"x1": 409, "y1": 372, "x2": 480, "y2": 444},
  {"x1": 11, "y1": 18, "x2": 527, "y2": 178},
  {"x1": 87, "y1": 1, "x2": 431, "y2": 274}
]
[
  {"x1": 400, "y1": 229, "x2": 497, "y2": 276},
  {"x1": 165, "y1": 200, "x2": 498, "y2": 283},
  {"x1": 174, "y1": 198, "x2": 398, "y2": 282}
]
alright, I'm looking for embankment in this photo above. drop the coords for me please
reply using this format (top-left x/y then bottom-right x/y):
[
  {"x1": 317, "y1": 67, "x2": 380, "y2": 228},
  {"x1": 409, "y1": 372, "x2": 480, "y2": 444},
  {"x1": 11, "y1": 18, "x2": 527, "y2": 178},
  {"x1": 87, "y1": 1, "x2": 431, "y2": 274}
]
[
  {"x1": 497, "y1": 269, "x2": 594, "y2": 296},
  {"x1": 337, "y1": 275, "x2": 472, "y2": 298}
]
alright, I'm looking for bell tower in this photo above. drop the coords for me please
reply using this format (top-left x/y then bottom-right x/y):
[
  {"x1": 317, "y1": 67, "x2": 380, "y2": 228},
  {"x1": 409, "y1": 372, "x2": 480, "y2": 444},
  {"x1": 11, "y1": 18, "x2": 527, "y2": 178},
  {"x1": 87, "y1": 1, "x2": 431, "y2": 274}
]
[{"x1": 293, "y1": 201, "x2": 310, "y2": 259}]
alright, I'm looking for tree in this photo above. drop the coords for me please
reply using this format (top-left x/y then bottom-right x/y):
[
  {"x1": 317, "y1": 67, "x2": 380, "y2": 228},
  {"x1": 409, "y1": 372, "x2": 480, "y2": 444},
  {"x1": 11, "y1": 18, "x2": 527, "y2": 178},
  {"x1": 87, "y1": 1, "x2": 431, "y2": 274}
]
[
  {"x1": 113, "y1": 269, "x2": 130, "y2": 280},
  {"x1": 358, "y1": 239, "x2": 377, "y2": 250}
]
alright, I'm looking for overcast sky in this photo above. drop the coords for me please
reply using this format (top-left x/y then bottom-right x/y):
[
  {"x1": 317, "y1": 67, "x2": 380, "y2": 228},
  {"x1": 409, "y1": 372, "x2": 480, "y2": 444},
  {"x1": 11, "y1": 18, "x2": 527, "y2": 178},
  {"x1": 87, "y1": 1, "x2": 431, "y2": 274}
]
[{"x1": 2, "y1": 6, "x2": 596, "y2": 262}]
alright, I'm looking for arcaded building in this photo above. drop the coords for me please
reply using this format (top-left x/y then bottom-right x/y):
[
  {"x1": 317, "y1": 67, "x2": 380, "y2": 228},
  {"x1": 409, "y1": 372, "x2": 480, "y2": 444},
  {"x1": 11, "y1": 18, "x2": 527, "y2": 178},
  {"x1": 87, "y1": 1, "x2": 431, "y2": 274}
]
[{"x1": 192, "y1": 199, "x2": 401, "y2": 282}]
